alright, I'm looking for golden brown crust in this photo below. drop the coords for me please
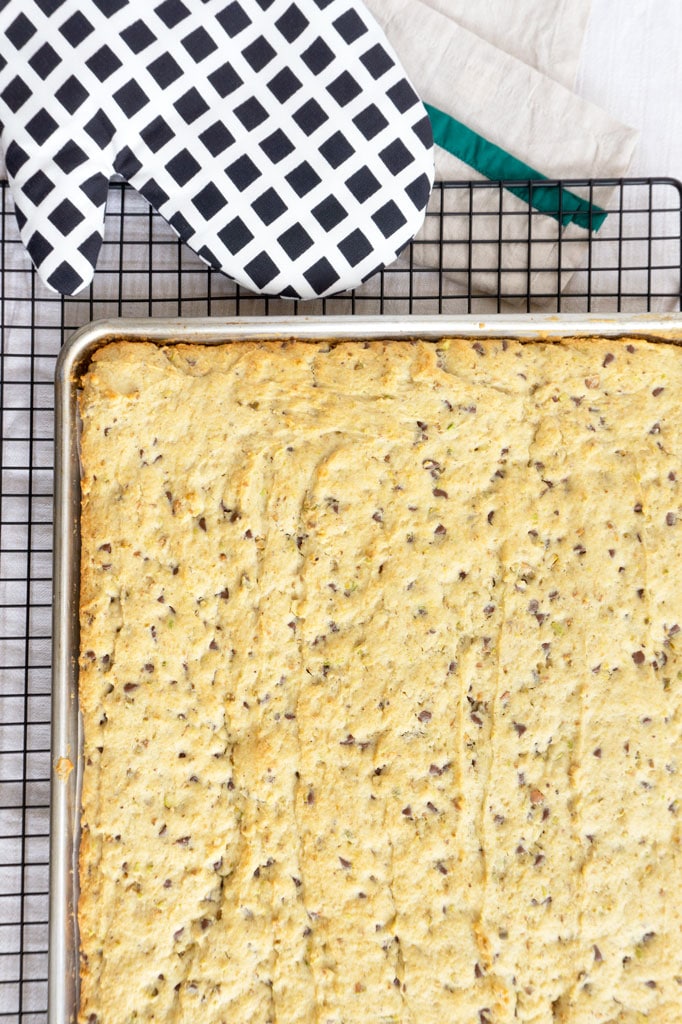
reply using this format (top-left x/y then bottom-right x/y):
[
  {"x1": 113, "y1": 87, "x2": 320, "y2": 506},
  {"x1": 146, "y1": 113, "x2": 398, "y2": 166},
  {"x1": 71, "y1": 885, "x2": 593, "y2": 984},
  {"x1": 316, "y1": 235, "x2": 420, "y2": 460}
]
[{"x1": 79, "y1": 337, "x2": 682, "y2": 1024}]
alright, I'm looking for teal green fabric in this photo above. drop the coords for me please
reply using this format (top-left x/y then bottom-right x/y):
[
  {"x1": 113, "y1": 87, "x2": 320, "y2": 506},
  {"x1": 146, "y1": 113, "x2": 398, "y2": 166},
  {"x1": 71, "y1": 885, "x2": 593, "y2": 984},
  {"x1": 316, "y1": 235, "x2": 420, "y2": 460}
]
[{"x1": 425, "y1": 103, "x2": 606, "y2": 231}]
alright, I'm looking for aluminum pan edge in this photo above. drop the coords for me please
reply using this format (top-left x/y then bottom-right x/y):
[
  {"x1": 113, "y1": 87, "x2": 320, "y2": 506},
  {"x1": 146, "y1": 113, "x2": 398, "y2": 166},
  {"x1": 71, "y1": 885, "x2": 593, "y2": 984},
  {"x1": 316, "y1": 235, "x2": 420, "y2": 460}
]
[{"x1": 49, "y1": 311, "x2": 682, "y2": 1024}]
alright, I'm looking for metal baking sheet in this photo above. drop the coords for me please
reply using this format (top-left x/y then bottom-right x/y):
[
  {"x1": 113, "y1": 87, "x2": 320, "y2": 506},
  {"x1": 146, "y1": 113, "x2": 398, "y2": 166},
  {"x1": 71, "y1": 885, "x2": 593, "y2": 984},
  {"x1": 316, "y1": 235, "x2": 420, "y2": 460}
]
[{"x1": 49, "y1": 312, "x2": 682, "y2": 1024}]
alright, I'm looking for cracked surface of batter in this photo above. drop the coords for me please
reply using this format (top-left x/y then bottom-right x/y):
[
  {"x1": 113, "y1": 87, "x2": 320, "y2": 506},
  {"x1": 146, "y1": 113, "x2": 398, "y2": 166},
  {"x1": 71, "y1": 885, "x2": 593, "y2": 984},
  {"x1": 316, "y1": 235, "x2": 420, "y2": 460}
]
[{"x1": 78, "y1": 337, "x2": 682, "y2": 1023}]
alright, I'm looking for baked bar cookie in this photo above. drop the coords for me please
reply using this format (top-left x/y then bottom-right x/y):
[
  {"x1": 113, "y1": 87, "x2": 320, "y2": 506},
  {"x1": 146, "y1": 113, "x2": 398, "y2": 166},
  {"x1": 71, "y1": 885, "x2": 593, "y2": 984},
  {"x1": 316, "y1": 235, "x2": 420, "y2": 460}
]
[{"x1": 78, "y1": 337, "x2": 682, "y2": 1024}]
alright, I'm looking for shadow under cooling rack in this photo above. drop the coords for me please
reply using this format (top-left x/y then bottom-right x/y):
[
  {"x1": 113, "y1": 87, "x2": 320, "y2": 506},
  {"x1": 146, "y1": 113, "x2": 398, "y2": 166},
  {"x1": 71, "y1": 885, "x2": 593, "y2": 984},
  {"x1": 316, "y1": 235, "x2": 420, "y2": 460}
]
[{"x1": 0, "y1": 175, "x2": 681, "y2": 1024}]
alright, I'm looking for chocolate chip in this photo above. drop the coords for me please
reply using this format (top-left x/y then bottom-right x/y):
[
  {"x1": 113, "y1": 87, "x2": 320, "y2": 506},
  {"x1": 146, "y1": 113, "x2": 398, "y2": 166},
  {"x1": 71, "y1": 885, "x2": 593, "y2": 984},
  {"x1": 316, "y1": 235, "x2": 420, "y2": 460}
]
[
  {"x1": 434, "y1": 523, "x2": 446, "y2": 535},
  {"x1": 652, "y1": 386, "x2": 664, "y2": 396},
  {"x1": 633, "y1": 503, "x2": 643, "y2": 513},
  {"x1": 436, "y1": 862, "x2": 448, "y2": 875},
  {"x1": 163, "y1": 879, "x2": 172, "y2": 888},
  {"x1": 602, "y1": 353, "x2": 614, "y2": 367},
  {"x1": 123, "y1": 682, "x2": 138, "y2": 692},
  {"x1": 433, "y1": 488, "x2": 448, "y2": 498},
  {"x1": 666, "y1": 512, "x2": 677, "y2": 526},
  {"x1": 198, "y1": 517, "x2": 207, "y2": 531},
  {"x1": 513, "y1": 722, "x2": 527, "y2": 736},
  {"x1": 422, "y1": 458, "x2": 443, "y2": 476},
  {"x1": 339, "y1": 857, "x2": 351, "y2": 869},
  {"x1": 402, "y1": 805, "x2": 412, "y2": 816},
  {"x1": 98, "y1": 543, "x2": 111, "y2": 553},
  {"x1": 632, "y1": 650, "x2": 646, "y2": 665},
  {"x1": 487, "y1": 510, "x2": 495, "y2": 524},
  {"x1": 593, "y1": 747, "x2": 602, "y2": 758},
  {"x1": 418, "y1": 710, "x2": 432, "y2": 723},
  {"x1": 175, "y1": 836, "x2": 190, "y2": 845},
  {"x1": 593, "y1": 945, "x2": 603, "y2": 962}
]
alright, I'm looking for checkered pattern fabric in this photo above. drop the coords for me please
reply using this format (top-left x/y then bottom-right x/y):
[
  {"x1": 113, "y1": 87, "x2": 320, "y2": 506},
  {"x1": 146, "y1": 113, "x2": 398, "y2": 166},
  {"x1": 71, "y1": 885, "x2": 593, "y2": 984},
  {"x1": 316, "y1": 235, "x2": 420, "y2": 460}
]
[{"x1": 0, "y1": 0, "x2": 434, "y2": 298}]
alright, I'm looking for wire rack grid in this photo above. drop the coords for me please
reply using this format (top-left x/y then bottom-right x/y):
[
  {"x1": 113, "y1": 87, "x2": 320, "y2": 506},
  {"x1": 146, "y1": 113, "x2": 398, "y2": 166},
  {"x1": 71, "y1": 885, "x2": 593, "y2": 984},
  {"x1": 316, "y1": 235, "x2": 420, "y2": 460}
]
[{"x1": 0, "y1": 176, "x2": 681, "y2": 1022}]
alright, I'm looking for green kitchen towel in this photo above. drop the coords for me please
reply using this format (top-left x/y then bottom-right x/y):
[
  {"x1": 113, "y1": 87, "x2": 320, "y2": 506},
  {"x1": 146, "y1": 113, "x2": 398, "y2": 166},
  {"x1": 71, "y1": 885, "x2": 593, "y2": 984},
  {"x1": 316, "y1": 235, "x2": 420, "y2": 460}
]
[{"x1": 365, "y1": 0, "x2": 639, "y2": 304}]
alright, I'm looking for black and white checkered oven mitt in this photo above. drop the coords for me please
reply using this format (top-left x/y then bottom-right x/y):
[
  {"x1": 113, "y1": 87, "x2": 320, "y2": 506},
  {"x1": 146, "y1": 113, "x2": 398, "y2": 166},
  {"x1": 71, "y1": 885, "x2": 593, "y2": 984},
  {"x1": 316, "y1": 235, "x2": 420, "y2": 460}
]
[{"x1": 0, "y1": 0, "x2": 434, "y2": 298}]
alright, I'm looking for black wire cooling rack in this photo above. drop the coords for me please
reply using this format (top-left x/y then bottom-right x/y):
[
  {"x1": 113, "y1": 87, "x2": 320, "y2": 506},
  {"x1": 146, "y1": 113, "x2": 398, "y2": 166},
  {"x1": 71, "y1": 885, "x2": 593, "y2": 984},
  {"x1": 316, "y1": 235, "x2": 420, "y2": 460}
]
[{"x1": 0, "y1": 176, "x2": 681, "y2": 1022}]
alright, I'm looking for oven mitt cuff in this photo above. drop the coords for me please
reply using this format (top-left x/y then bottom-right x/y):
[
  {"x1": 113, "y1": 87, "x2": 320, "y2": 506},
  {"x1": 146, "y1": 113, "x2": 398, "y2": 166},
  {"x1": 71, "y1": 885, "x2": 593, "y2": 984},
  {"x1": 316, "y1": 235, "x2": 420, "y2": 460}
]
[{"x1": 0, "y1": 0, "x2": 434, "y2": 298}]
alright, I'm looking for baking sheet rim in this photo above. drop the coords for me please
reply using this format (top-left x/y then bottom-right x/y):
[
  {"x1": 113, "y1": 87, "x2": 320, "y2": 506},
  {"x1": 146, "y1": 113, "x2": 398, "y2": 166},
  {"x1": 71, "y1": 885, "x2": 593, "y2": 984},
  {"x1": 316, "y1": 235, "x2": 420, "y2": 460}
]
[{"x1": 49, "y1": 311, "x2": 682, "y2": 1024}]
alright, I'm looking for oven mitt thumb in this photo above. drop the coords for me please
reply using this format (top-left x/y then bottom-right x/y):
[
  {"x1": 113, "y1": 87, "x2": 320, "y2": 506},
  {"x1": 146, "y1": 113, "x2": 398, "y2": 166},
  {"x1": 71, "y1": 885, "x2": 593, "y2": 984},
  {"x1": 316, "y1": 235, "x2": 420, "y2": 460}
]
[{"x1": 0, "y1": 0, "x2": 434, "y2": 298}]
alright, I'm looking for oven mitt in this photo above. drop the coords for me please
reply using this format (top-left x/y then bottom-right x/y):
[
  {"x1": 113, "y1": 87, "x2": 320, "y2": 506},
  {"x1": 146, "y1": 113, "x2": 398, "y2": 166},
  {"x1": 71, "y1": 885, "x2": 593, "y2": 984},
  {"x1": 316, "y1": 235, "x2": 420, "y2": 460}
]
[{"x1": 0, "y1": 0, "x2": 434, "y2": 298}]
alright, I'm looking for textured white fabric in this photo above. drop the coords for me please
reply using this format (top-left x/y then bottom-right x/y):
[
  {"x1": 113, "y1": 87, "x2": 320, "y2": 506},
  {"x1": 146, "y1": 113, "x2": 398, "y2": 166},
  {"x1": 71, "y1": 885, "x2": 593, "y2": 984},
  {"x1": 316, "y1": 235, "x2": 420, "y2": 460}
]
[
  {"x1": 418, "y1": 0, "x2": 591, "y2": 88},
  {"x1": 577, "y1": 0, "x2": 682, "y2": 179},
  {"x1": 365, "y1": 0, "x2": 638, "y2": 299}
]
